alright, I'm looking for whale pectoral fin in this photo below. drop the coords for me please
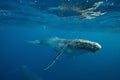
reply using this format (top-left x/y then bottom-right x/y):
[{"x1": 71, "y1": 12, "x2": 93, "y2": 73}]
[{"x1": 44, "y1": 47, "x2": 66, "y2": 70}]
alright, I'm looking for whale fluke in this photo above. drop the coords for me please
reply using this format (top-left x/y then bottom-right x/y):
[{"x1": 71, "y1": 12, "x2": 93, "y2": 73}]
[{"x1": 28, "y1": 40, "x2": 41, "y2": 44}]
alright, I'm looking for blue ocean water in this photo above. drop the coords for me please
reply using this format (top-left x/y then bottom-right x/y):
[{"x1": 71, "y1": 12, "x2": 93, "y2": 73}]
[{"x1": 0, "y1": 0, "x2": 120, "y2": 80}]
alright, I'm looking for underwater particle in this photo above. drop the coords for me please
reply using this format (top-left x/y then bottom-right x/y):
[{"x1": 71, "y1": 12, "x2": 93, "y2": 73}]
[
  {"x1": 43, "y1": 25, "x2": 47, "y2": 30},
  {"x1": 0, "y1": 9, "x2": 11, "y2": 16},
  {"x1": 68, "y1": 0, "x2": 70, "y2": 2},
  {"x1": 34, "y1": 0, "x2": 38, "y2": 3},
  {"x1": 110, "y1": 3, "x2": 114, "y2": 6},
  {"x1": 19, "y1": 0, "x2": 23, "y2": 3},
  {"x1": 86, "y1": 0, "x2": 89, "y2": 2},
  {"x1": 38, "y1": 6, "x2": 41, "y2": 9},
  {"x1": 106, "y1": 0, "x2": 108, "y2": 2}
]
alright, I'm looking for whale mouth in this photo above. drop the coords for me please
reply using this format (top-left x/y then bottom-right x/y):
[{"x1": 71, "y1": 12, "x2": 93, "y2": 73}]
[
  {"x1": 95, "y1": 43, "x2": 102, "y2": 49},
  {"x1": 91, "y1": 42, "x2": 102, "y2": 52}
]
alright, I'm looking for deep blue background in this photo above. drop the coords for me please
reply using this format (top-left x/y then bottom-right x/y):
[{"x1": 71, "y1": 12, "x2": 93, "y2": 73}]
[{"x1": 0, "y1": 0, "x2": 120, "y2": 80}]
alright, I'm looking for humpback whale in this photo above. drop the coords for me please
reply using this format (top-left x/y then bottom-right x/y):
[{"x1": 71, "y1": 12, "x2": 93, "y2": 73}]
[
  {"x1": 28, "y1": 37, "x2": 102, "y2": 70},
  {"x1": 18, "y1": 66, "x2": 43, "y2": 80},
  {"x1": 43, "y1": 1, "x2": 105, "y2": 20}
]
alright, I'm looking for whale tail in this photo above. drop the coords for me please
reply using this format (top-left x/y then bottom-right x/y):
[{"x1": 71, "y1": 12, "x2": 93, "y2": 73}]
[{"x1": 28, "y1": 40, "x2": 43, "y2": 44}]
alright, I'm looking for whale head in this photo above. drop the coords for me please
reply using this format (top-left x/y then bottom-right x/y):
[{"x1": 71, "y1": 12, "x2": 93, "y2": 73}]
[
  {"x1": 75, "y1": 39, "x2": 102, "y2": 53},
  {"x1": 90, "y1": 42, "x2": 102, "y2": 52}
]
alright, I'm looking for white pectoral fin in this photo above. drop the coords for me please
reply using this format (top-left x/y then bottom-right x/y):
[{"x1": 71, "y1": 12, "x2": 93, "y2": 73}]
[{"x1": 44, "y1": 47, "x2": 66, "y2": 70}]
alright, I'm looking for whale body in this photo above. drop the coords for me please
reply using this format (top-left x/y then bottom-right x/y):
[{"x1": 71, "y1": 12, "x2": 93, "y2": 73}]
[{"x1": 28, "y1": 37, "x2": 102, "y2": 70}]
